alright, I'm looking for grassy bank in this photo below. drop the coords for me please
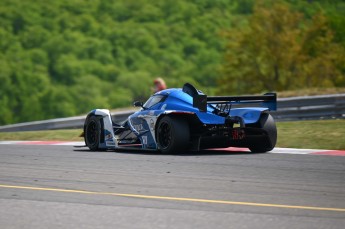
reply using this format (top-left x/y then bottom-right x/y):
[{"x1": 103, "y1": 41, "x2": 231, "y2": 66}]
[
  {"x1": 276, "y1": 119, "x2": 345, "y2": 150},
  {"x1": 0, "y1": 120, "x2": 344, "y2": 150},
  {"x1": 0, "y1": 129, "x2": 83, "y2": 142}
]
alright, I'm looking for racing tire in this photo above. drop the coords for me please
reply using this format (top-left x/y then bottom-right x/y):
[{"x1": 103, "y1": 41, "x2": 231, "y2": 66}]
[
  {"x1": 156, "y1": 116, "x2": 190, "y2": 154},
  {"x1": 249, "y1": 113, "x2": 277, "y2": 153},
  {"x1": 85, "y1": 116, "x2": 102, "y2": 151}
]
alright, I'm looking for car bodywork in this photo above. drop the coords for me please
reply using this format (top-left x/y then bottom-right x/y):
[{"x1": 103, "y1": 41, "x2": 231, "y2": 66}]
[{"x1": 83, "y1": 83, "x2": 277, "y2": 153}]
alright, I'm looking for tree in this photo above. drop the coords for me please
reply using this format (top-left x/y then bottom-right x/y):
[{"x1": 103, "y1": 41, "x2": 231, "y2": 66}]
[
  {"x1": 218, "y1": 0, "x2": 344, "y2": 94},
  {"x1": 1, "y1": 0, "x2": 343, "y2": 125}
]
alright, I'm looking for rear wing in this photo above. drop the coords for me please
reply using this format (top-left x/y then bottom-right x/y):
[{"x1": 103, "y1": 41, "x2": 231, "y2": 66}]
[
  {"x1": 183, "y1": 83, "x2": 277, "y2": 112},
  {"x1": 193, "y1": 93, "x2": 277, "y2": 112}
]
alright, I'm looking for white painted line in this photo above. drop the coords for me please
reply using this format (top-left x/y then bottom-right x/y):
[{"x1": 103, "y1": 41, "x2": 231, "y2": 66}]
[
  {"x1": 270, "y1": 147, "x2": 328, "y2": 155},
  {"x1": 54, "y1": 141, "x2": 84, "y2": 146}
]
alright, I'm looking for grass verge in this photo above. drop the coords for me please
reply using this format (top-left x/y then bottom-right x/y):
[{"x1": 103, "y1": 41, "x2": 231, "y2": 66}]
[
  {"x1": 276, "y1": 119, "x2": 345, "y2": 150},
  {"x1": 0, "y1": 129, "x2": 83, "y2": 142},
  {"x1": 0, "y1": 119, "x2": 344, "y2": 150}
]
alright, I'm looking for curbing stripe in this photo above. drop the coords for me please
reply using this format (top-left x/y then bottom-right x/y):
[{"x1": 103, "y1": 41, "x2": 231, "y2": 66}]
[{"x1": 0, "y1": 141, "x2": 344, "y2": 156}]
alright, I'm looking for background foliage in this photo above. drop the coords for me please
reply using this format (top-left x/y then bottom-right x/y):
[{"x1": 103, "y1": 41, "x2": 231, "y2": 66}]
[{"x1": 0, "y1": 0, "x2": 344, "y2": 125}]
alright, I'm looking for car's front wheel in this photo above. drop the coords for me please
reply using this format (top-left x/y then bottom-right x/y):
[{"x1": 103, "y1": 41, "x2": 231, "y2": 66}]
[
  {"x1": 85, "y1": 116, "x2": 101, "y2": 151},
  {"x1": 156, "y1": 116, "x2": 190, "y2": 154}
]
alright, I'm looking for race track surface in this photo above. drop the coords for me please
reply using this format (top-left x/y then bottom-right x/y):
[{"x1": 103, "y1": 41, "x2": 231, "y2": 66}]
[{"x1": 0, "y1": 144, "x2": 344, "y2": 229}]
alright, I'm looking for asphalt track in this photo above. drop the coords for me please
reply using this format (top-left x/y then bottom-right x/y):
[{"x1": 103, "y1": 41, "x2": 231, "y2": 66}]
[{"x1": 0, "y1": 144, "x2": 344, "y2": 229}]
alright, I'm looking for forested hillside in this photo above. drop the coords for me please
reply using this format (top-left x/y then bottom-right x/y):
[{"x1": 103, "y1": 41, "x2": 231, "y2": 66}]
[{"x1": 1, "y1": 0, "x2": 344, "y2": 125}]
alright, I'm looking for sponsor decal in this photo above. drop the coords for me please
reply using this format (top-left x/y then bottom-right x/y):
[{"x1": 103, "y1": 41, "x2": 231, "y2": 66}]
[{"x1": 106, "y1": 141, "x2": 115, "y2": 146}]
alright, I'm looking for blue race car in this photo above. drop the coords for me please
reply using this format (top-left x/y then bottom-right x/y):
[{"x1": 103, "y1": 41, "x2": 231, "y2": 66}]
[{"x1": 83, "y1": 83, "x2": 277, "y2": 153}]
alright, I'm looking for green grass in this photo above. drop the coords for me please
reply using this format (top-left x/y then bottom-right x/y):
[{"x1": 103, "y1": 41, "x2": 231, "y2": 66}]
[
  {"x1": 276, "y1": 119, "x2": 345, "y2": 150},
  {"x1": 0, "y1": 120, "x2": 344, "y2": 150},
  {"x1": 0, "y1": 129, "x2": 83, "y2": 142}
]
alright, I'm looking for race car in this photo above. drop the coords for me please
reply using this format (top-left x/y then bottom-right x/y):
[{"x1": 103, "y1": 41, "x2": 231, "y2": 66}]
[{"x1": 82, "y1": 83, "x2": 277, "y2": 153}]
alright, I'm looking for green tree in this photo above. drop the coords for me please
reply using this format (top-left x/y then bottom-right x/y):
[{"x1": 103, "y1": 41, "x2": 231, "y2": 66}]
[
  {"x1": 218, "y1": 1, "x2": 344, "y2": 94},
  {"x1": 1, "y1": 0, "x2": 344, "y2": 125},
  {"x1": 0, "y1": 57, "x2": 13, "y2": 124}
]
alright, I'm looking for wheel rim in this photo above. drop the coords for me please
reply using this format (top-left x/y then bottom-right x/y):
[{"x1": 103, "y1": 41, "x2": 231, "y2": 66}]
[
  {"x1": 86, "y1": 120, "x2": 98, "y2": 146},
  {"x1": 158, "y1": 121, "x2": 172, "y2": 149}
]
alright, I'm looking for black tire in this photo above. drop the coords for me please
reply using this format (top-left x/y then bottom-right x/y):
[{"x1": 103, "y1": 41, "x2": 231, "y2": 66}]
[
  {"x1": 156, "y1": 116, "x2": 190, "y2": 154},
  {"x1": 249, "y1": 113, "x2": 277, "y2": 153},
  {"x1": 84, "y1": 116, "x2": 102, "y2": 151}
]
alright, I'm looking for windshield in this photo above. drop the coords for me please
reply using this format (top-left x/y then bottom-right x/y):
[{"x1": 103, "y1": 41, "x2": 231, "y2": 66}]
[{"x1": 143, "y1": 95, "x2": 166, "y2": 109}]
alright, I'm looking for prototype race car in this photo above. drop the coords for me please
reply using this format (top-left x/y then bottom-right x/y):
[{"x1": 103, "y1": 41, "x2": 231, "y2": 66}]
[{"x1": 82, "y1": 83, "x2": 277, "y2": 153}]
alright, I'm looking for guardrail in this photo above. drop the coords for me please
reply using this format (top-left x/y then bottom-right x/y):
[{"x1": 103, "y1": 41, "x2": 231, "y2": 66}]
[
  {"x1": 272, "y1": 94, "x2": 345, "y2": 121},
  {"x1": 0, "y1": 94, "x2": 344, "y2": 132},
  {"x1": 0, "y1": 109, "x2": 138, "y2": 132}
]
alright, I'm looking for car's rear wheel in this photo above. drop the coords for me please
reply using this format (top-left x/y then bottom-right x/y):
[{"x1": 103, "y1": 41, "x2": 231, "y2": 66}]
[
  {"x1": 156, "y1": 116, "x2": 189, "y2": 154},
  {"x1": 85, "y1": 116, "x2": 101, "y2": 151},
  {"x1": 249, "y1": 113, "x2": 277, "y2": 153}
]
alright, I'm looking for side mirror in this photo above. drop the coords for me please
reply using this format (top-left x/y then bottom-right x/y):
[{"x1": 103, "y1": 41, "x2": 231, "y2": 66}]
[{"x1": 133, "y1": 101, "x2": 144, "y2": 107}]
